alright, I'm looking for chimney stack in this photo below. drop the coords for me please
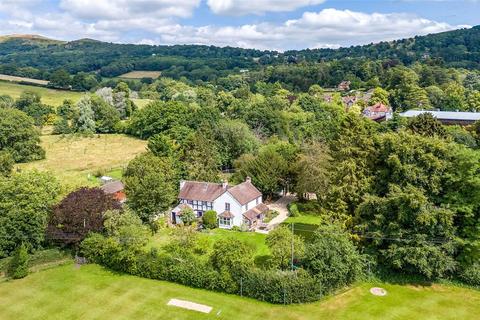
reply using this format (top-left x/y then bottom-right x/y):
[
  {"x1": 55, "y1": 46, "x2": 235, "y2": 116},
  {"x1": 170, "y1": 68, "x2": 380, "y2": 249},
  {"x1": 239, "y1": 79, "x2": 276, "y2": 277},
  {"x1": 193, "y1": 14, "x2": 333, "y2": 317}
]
[
  {"x1": 222, "y1": 180, "x2": 228, "y2": 189},
  {"x1": 245, "y1": 176, "x2": 252, "y2": 183},
  {"x1": 179, "y1": 180, "x2": 186, "y2": 190}
]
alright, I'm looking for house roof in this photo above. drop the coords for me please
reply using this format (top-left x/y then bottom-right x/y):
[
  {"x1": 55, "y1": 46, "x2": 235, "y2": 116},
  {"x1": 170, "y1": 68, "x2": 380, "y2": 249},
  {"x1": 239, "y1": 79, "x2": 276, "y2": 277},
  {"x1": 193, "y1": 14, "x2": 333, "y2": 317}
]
[
  {"x1": 364, "y1": 103, "x2": 391, "y2": 113},
  {"x1": 243, "y1": 203, "x2": 269, "y2": 221},
  {"x1": 219, "y1": 211, "x2": 234, "y2": 219},
  {"x1": 400, "y1": 110, "x2": 480, "y2": 121},
  {"x1": 228, "y1": 181, "x2": 262, "y2": 205},
  {"x1": 100, "y1": 181, "x2": 124, "y2": 194},
  {"x1": 178, "y1": 181, "x2": 226, "y2": 202},
  {"x1": 178, "y1": 179, "x2": 262, "y2": 205}
]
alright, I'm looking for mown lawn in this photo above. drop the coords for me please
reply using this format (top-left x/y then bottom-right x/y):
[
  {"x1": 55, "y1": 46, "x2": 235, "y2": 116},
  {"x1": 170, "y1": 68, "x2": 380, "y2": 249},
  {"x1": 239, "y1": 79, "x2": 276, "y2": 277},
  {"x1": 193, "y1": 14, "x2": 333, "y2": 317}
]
[
  {"x1": 0, "y1": 80, "x2": 83, "y2": 106},
  {"x1": 0, "y1": 264, "x2": 478, "y2": 320},
  {"x1": 17, "y1": 134, "x2": 147, "y2": 191},
  {"x1": 148, "y1": 228, "x2": 269, "y2": 256},
  {"x1": 284, "y1": 214, "x2": 322, "y2": 225}
]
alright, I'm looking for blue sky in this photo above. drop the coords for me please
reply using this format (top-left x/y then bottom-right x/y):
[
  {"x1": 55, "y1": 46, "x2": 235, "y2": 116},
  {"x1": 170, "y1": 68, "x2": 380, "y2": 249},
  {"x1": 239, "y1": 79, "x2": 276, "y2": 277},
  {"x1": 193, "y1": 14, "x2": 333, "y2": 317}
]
[{"x1": 0, "y1": 0, "x2": 478, "y2": 50}]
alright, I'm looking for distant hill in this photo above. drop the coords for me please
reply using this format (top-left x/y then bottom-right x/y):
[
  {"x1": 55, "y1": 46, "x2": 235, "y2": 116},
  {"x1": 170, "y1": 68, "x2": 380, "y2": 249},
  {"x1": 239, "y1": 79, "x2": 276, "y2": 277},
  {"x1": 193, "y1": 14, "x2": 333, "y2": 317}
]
[
  {"x1": 0, "y1": 26, "x2": 478, "y2": 81},
  {"x1": 292, "y1": 26, "x2": 480, "y2": 69},
  {"x1": 0, "y1": 34, "x2": 64, "y2": 44}
]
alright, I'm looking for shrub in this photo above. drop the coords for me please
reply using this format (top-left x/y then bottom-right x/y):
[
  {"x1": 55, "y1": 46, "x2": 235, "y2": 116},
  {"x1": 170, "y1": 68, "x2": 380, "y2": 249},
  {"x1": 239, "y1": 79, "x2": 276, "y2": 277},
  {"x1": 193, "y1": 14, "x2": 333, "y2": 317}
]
[
  {"x1": 179, "y1": 207, "x2": 196, "y2": 226},
  {"x1": 303, "y1": 225, "x2": 365, "y2": 293},
  {"x1": 241, "y1": 268, "x2": 323, "y2": 304},
  {"x1": 202, "y1": 210, "x2": 217, "y2": 229},
  {"x1": 460, "y1": 264, "x2": 480, "y2": 286},
  {"x1": 7, "y1": 243, "x2": 29, "y2": 279},
  {"x1": 288, "y1": 202, "x2": 299, "y2": 217}
]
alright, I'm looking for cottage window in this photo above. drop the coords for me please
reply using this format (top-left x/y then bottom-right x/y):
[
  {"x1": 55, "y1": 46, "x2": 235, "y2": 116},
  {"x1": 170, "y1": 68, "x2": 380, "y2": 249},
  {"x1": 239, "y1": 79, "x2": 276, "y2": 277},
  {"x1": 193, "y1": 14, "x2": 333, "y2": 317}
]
[
  {"x1": 219, "y1": 217, "x2": 231, "y2": 226},
  {"x1": 256, "y1": 197, "x2": 259, "y2": 205},
  {"x1": 225, "y1": 203, "x2": 230, "y2": 211},
  {"x1": 245, "y1": 203, "x2": 249, "y2": 210}
]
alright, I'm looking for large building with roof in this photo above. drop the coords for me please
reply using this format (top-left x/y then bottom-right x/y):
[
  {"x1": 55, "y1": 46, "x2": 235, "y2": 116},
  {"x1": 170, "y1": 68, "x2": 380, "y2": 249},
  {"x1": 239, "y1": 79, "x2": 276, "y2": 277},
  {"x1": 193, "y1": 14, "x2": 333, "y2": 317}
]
[
  {"x1": 400, "y1": 110, "x2": 480, "y2": 125},
  {"x1": 171, "y1": 177, "x2": 268, "y2": 230}
]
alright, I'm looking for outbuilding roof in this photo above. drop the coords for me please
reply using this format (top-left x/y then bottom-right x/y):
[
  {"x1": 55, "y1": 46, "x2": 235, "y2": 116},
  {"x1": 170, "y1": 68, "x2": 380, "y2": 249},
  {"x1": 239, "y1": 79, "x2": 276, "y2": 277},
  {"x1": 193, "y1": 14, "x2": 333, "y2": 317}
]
[
  {"x1": 400, "y1": 110, "x2": 480, "y2": 121},
  {"x1": 100, "y1": 180, "x2": 124, "y2": 194}
]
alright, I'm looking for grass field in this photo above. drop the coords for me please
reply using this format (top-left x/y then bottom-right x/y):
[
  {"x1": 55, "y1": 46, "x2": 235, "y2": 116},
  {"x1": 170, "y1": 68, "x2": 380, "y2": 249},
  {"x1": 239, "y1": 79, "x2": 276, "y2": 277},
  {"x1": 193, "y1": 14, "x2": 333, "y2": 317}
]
[
  {"x1": 0, "y1": 263, "x2": 478, "y2": 320},
  {"x1": 119, "y1": 71, "x2": 162, "y2": 79},
  {"x1": 18, "y1": 134, "x2": 147, "y2": 190},
  {"x1": 0, "y1": 80, "x2": 83, "y2": 106},
  {"x1": 284, "y1": 214, "x2": 322, "y2": 225},
  {"x1": 0, "y1": 73, "x2": 49, "y2": 85},
  {"x1": 132, "y1": 98, "x2": 153, "y2": 109},
  {"x1": 148, "y1": 228, "x2": 269, "y2": 256}
]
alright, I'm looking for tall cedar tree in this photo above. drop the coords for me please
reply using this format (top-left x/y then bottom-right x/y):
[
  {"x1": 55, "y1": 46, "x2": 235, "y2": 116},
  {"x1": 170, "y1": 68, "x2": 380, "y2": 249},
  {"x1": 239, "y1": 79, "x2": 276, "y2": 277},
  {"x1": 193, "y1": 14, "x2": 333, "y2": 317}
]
[{"x1": 47, "y1": 187, "x2": 121, "y2": 245}]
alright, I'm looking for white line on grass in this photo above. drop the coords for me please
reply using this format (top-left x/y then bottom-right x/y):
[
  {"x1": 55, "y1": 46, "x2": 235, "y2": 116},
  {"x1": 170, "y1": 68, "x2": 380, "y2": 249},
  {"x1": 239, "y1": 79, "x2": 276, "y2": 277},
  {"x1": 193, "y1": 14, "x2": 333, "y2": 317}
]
[{"x1": 167, "y1": 298, "x2": 213, "y2": 314}]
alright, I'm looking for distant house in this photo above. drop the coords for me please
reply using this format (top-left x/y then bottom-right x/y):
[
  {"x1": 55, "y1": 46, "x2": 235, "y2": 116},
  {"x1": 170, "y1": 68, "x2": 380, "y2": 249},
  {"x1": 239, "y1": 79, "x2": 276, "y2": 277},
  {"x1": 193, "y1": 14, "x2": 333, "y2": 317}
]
[
  {"x1": 342, "y1": 96, "x2": 357, "y2": 108},
  {"x1": 400, "y1": 110, "x2": 480, "y2": 125},
  {"x1": 363, "y1": 103, "x2": 393, "y2": 122},
  {"x1": 101, "y1": 180, "x2": 126, "y2": 203},
  {"x1": 338, "y1": 81, "x2": 351, "y2": 91},
  {"x1": 171, "y1": 177, "x2": 268, "y2": 230},
  {"x1": 323, "y1": 94, "x2": 333, "y2": 103}
]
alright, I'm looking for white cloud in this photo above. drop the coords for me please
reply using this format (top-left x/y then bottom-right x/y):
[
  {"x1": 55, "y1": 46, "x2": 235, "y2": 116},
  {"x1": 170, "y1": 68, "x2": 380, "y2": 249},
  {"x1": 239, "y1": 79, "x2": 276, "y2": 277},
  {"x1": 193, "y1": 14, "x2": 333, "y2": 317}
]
[
  {"x1": 207, "y1": 0, "x2": 326, "y2": 16},
  {"x1": 60, "y1": 0, "x2": 200, "y2": 19},
  {"x1": 148, "y1": 8, "x2": 467, "y2": 50},
  {"x1": 0, "y1": 4, "x2": 470, "y2": 51}
]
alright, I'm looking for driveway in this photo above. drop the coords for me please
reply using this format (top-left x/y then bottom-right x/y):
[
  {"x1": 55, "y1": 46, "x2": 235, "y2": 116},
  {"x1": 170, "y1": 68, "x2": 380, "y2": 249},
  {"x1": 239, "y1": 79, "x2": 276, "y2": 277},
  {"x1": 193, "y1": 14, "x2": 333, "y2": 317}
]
[{"x1": 257, "y1": 194, "x2": 296, "y2": 233}]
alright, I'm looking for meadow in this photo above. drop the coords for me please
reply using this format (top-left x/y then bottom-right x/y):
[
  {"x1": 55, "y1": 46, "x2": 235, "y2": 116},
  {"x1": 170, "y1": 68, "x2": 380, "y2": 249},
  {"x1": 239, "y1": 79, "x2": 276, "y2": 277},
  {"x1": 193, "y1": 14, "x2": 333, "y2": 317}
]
[
  {"x1": 119, "y1": 71, "x2": 162, "y2": 79},
  {"x1": 0, "y1": 80, "x2": 83, "y2": 106},
  {"x1": 18, "y1": 134, "x2": 147, "y2": 191},
  {"x1": 0, "y1": 263, "x2": 478, "y2": 320},
  {"x1": 0, "y1": 73, "x2": 49, "y2": 85}
]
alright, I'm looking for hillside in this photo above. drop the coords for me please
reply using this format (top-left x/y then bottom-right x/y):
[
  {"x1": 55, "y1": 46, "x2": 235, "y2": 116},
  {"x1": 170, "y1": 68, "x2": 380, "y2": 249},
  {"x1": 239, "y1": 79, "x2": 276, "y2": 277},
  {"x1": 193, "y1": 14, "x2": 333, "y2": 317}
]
[
  {"x1": 292, "y1": 26, "x2": 480, "y2": 68},
  {"x1": 0, "y1": 34, "x2": 62, "y2": 43},
  {"x1": 0, "y1": 26, "x2": 478, "y2": 82}
]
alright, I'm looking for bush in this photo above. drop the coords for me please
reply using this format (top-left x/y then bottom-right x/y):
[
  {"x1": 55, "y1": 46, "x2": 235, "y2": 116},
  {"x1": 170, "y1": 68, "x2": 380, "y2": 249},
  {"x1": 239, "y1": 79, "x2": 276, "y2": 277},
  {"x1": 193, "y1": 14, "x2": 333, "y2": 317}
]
[
  {"x1": 7, "y1": 243, "x2": 29, "y2": 279},
  {"x1": 460, "y1": 264, "x2": 480, "y2": 286},
  {"x1": 81, "y1": 233, "x2": 327, "y2": 304},
  {"x1": 202, "y1": 210, "x2": 217, "y2": 229},
  {"x1": 303, "y1": 225, "x2": 365, "y2": 293},
  {"x1": 288, "y1": 203, "x2": 300, "y2": 217},
  {"x1": 241, "y1": 269, "x2": 322, "y2": 304}
]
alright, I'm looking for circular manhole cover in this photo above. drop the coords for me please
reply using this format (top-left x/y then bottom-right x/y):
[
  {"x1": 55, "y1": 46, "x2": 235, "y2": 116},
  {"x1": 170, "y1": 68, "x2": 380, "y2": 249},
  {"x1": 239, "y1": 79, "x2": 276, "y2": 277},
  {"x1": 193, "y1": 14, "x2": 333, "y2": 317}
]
[{"x1": 370, "y1": 287, "x2": 387, "y2": 296}]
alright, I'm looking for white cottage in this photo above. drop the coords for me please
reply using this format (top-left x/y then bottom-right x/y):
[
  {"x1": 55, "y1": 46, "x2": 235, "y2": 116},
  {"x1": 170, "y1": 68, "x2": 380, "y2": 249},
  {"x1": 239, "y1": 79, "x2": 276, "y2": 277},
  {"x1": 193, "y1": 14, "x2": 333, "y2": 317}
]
[{"x1": 171, "y1": 177, "x2": 268, "y2": 229}]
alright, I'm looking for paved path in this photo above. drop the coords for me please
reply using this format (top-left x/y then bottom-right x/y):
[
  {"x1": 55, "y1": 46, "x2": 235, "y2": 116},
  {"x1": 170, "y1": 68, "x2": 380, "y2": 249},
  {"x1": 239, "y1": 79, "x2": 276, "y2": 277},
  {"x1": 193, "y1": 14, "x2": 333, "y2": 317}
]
[{"x1": 256, "y1": 194, "x2": 296, "y2": 233}]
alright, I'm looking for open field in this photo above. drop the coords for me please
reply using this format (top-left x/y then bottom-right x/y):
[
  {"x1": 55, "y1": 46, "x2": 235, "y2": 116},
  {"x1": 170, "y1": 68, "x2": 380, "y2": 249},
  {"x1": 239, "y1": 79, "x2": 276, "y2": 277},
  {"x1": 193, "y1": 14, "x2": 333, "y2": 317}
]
[
  {"x1": 0, "y1": 73, "x2": 49, "y2": 85},
  {"x1": 132, "y1": 98, "x2": 153, "y2": 109},
  {"x1": 0, "y1": 80, "x2": 83, "y2": 106},
  {"x1": 0, "y1": 263, "x2": 478, "y2": 320},
  {"x1": 119, "y1": 71, "x2": 162, "y2": 79},
  {"x1": 17, "y1": 134, "x2": 147, "y2": 190}
]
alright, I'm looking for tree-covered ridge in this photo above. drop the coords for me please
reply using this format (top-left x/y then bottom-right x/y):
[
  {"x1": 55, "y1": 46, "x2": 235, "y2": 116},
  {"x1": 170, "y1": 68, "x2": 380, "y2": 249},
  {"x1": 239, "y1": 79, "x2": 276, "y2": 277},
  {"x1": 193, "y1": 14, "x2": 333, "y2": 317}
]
[
  {"x1": 0, "y1": 25, "x2": 479, "y2": 82},
  {"x1": 292, "y1": 26, "x2": 480, "y2": 68}
]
